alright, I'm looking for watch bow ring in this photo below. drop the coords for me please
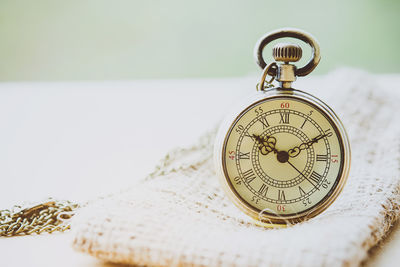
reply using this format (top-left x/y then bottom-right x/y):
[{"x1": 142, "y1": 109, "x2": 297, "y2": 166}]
[{"x1": 254, "y1": 28, "x2": 321, "y2": 77}]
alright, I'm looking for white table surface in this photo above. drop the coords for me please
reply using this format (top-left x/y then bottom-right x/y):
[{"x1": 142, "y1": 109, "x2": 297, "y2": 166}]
[{"x1": 0, "y1": 77, "x2": 398, "y2": 266}]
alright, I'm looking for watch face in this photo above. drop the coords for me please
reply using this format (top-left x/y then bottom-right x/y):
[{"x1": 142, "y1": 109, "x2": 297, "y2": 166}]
[{"x1": 222, "y1": 96, "x2": 345, "y2": 222}]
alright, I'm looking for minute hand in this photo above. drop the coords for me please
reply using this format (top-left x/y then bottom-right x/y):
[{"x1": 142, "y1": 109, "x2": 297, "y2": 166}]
[{"x1": 288, "y1": 133, "x2": 329, "y2": 158}]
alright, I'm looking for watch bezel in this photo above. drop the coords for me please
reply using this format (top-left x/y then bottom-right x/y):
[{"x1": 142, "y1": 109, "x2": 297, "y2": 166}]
[{"x1": 214, "y1": 88, "x2": 351, "y2": 225}]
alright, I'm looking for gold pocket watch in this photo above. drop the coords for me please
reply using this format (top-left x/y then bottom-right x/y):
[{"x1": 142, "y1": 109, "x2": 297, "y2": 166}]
[{"x1": 214, "y1": 28, "x2": 351, "y2": 226}]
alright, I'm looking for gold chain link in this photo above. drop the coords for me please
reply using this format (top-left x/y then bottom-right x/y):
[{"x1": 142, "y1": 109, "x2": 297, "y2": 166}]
[
  {"x1": 0, "y1": 199, "x2": 79, "y2": 237},
  {"x1": 0, "y1": 131, "x2": 214, "y2": 238}
]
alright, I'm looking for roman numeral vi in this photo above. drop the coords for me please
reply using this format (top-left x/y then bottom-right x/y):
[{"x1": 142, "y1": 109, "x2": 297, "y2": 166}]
[{"x1": 278, "y1": 190, "x2": 286, "y2": 201}]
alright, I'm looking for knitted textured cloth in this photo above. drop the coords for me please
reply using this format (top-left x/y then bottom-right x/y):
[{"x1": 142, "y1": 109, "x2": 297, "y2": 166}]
[{"x1": 72, "y1": 69, "x2": 400, "y2": 267}]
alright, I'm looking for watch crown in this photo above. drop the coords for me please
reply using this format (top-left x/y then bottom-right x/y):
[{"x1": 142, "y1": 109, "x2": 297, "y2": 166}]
[{"x1": 273, "y1": 43, "x2": 302, "y2": 63}]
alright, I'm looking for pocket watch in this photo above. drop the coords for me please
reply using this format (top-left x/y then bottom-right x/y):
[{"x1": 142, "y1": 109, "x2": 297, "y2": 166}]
[{"x1": 214, "y1": 28, "x2": 351, "y2": 226}]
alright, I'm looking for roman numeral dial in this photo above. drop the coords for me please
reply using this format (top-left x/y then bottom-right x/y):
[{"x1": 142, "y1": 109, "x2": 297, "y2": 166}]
[{"x1": 222, "y1": 97, "x2": 345, "y2": 220}]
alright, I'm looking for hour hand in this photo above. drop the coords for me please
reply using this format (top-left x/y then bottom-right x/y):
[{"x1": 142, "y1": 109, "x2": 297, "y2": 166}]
[{"x1": 253, "y1": 134, "x2": 277, "y2": 155}]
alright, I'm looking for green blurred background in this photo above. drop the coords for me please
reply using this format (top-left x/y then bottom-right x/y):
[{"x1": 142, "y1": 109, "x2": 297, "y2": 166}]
[{"x1": 0, "y1": 0, "x2": 399, "y2": 81}]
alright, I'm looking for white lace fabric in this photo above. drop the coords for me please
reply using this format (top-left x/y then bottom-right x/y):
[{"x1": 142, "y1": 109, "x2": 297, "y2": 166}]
[{"x1": 71, "y1": 69, "x2": 400, "y2": 267}]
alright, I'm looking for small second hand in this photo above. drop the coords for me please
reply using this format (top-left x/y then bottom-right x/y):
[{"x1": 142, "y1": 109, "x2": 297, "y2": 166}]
[{"x1": 286, "y1": 161, "x2": 319, "y2": 190}]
